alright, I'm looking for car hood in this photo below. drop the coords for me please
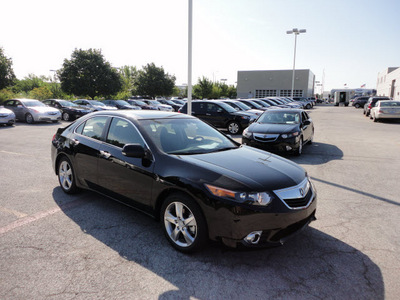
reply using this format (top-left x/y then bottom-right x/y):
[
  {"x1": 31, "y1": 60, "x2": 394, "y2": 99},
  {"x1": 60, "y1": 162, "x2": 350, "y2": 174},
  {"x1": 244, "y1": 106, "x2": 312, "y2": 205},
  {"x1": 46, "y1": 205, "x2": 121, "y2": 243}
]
[
  {"x1": 175, "y1": 146, "x2": 306, "y2": 191},
  {"x1": 248, "y1": 123, "x2": 299, "y2": 134},
  {"x1": 29, "y1": 107, "x2": 60, "y2": 114},
  {"x1": 0, "y1": 107, "x2": 14, "y2": 115}
]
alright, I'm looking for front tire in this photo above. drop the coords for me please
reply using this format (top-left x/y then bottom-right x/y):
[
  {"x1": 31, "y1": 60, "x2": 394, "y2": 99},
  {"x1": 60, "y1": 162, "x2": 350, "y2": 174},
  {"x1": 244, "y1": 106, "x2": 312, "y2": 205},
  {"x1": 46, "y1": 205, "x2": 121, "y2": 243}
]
[
  {"x1": 25, "y1": 113, "x2": 34, "y2": 124},
  {"x1": 62, "y1": 112, "x2": 71, "y2": 121},
  {"x1": 161, "y1": 193, "x2": 208, "y2": 253},
  {"x1": 58, "y1": 156, "x2": 78, "y2": 194},
  {"x1": 227, "y1": 121, "x2": 241, "y2": 135},
  {"x1": 295, "y1": 137, "x2": 303, "y2": 156}
]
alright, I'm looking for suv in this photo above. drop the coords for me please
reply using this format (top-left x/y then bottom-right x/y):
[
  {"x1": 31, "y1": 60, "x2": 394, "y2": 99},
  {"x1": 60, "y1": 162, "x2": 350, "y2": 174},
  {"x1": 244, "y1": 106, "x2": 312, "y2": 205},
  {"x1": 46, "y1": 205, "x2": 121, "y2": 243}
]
[
  {"x1": 352, "y1": 96, "x2": 370, "y2": 109},
  {"x1": 364, "y1": 96, "x2": 391, "y2": 116},
  {"x1": 179, "y1": 100, "x2": 254, "y2": 134}
]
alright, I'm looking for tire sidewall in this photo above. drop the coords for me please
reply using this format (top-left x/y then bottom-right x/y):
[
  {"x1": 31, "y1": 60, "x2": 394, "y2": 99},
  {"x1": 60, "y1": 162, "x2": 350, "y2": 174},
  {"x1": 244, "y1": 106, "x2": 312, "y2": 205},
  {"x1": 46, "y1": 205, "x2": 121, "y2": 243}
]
[
  {"x1": 160, "y1": 193, "x2": 208, "y2": 253},
  {"x1": 58, "y1": 156, "x2": 78, "y2": 194},
  {"x1": 25, "y1": 113, "x2": 34, "y2": 124},
  {"x1": 227, "y1": 121, "x2": 241, "y2": 135}
]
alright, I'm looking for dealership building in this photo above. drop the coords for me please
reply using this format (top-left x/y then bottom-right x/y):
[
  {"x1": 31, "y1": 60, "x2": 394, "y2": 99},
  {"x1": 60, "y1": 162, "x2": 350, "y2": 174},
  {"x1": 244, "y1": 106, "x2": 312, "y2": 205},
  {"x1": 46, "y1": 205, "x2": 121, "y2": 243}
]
[
  {"x1": 236, "y1": 69, "x2": 315, "y2": 99},
  {"x1": 376, "y1": 67, "x2": 400, "y2": 100}
]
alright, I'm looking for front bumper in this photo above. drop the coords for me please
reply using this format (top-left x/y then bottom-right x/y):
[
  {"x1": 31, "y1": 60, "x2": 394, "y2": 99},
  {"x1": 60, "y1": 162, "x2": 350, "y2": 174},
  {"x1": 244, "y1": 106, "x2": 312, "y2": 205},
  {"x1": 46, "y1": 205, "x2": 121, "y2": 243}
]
[
  {"x1": 202, "y1": 184, "x2": 317, "y2": 248},
  {"x1": 0, "y1": 115, "x2": 16, "y2": 125},
  {"x1": 242, "y1": 136, "x2": 301, "y2": 154},
  {"x1": 33, "y1": 112, "x2": 61, "y2": 122}
]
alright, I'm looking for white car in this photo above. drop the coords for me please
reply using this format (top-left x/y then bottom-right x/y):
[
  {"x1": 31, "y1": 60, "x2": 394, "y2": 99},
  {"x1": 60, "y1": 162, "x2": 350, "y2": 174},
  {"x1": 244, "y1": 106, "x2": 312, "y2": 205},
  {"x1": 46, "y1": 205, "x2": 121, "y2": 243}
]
[
  {"x1": 0, "y1": 107, "x2": 16, "y2": 126},
  {"x1": 370, "y1": 100, "x2": 400, "y2": 122},
  {"x1": 3, "y1": 99, "x2": 61, "y2": 124},
  {"x1": 143, "y1": 100, "x2": 174, "y2": 111}
]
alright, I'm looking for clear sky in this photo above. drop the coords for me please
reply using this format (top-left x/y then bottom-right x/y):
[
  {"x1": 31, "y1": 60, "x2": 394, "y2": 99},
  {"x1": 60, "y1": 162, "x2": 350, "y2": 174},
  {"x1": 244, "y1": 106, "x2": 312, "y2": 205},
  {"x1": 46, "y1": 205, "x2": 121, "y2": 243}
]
[{"x1": 1, "y1": 0, "x2": 399, "y2": 92}]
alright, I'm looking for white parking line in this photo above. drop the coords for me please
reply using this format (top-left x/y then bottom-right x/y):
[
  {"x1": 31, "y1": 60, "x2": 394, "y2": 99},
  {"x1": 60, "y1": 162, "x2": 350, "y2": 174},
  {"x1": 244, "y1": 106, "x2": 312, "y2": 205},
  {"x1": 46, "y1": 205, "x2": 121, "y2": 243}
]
[
  {"x1": 0, "y1": 206, "x2": 28, "y2": 218},
  {"x1": 0, "y1": 199, "x2": 87, "y2": 236}
]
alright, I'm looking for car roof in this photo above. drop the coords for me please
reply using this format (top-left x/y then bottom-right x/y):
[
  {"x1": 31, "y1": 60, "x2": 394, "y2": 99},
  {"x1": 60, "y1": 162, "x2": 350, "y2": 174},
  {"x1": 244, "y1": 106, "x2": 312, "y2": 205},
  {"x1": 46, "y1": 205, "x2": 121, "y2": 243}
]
[
  {"x1": 87, "y1": 110, "x2": 195, "y2": 121},
  {"x1": 10, "y1": 98, "x2": 40, "y2": 102}
]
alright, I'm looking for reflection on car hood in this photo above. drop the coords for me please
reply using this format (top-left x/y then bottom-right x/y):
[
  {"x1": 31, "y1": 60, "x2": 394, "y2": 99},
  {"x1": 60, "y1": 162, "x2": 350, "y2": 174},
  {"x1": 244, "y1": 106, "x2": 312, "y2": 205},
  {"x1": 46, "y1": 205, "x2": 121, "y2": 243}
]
[
  {"x1": 0, "y1": 107, "x2": 14, "y2": 114},
  {"x1": 178, "y1": 146, "x2": 305, "y2": 191},
  {"x1": 248, "y1": 123, "x2": 299, "y2": 134}
]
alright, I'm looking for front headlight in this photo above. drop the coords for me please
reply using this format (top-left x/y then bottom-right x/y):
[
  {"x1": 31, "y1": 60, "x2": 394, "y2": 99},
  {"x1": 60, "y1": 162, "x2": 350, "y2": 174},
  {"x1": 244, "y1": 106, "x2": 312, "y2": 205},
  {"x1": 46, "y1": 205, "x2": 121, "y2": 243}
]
[
  {"x1": 281, "y1": 132, "x2": 300, "y2": 139},
  {"x1": 242, "y1": 128, "x2": 252, "y2": 138},
  {"x1": 205, "y1": 184, "x2": 272, "y2": 206}
]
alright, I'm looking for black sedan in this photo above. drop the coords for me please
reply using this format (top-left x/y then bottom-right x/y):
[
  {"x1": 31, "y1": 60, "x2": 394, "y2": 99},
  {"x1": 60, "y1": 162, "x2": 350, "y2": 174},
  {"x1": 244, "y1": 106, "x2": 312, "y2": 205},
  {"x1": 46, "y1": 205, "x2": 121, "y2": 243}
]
[
  {"x1": 43, "y1": 99, "x2": 92, "y2": 121},
  {"x1": 242, "y1": 109, "x2": 314, "y2": 156},
  {"x1": 51, "y1": 110, "x2": 316, "y2": 252}
]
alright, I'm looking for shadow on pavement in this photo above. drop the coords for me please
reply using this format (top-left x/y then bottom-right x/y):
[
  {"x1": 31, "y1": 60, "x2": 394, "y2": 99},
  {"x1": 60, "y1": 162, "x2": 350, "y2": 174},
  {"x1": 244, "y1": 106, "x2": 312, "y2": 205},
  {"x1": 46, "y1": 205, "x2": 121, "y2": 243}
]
[
  {"x1": 53, "y1": 187, "x2": 384, "y2": 299},
  {"x1": 289, "y1": 142, "x2": 344, "y2": 165}
]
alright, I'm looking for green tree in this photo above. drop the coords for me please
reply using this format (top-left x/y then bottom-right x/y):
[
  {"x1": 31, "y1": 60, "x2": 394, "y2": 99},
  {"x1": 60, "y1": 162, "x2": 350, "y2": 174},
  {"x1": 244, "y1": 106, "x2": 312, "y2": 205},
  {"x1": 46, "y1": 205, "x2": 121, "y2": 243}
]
[
  {"x1": 58, "y1": 48, "x2": 122, "y2": 99},
  {"x1": 30, "y1": 86, "x2": 53, "y2": 100},
  {"x1": 119, "y1": 65, "x2": 138, "y2": 96},
  {"x1": 193, "y1": 77, "x2": 213, "y2": 99},
  {"x1": 0, "y1": 47, "x2": 16, "y2": 89},
  {"x1": 136, "y1": 63, "x2": 176, "y2": 98},
  {"x1": 13, "y1": 74, "x2": 46, "y2": 93}
]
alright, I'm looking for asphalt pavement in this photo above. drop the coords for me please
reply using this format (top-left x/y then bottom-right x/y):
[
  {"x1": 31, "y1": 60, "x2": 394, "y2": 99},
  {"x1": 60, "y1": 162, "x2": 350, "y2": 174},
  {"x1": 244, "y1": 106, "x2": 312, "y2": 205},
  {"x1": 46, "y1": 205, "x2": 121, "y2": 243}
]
[{"x1": 0, "y1": 104, "x2": 399, "y2": 299}]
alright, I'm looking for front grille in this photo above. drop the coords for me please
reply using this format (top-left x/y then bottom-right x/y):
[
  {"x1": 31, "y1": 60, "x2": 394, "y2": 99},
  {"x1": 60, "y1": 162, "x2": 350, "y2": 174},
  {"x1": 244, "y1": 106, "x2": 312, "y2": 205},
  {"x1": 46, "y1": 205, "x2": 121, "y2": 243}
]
[
  {"x1": 254, "y1": 133, "x2": 279, "y2": 142},
  {"x1": 282, "y1": 188, "x2": 312, "y2": 208},
  {"x1": 274, "y1": 178, "x2": 314, "y2": 210}
]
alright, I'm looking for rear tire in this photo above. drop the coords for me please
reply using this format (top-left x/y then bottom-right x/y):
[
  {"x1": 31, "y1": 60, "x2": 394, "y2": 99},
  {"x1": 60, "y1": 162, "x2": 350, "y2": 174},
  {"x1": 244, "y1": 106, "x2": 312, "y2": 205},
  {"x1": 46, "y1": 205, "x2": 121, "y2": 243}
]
[{"x1": 58, "y1": 156, "x2": 79, "y2": 194}]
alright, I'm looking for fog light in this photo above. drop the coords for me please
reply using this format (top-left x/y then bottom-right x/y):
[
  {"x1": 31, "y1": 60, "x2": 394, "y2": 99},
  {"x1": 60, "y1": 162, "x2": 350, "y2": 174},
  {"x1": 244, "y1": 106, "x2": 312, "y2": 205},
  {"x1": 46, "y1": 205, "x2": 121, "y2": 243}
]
[
  {"x1": 244, "y1": 231, "x2": 262, "y2": 244},
  {"x1": 286, "y1": 146, "x2": 292, "y2": 151}
]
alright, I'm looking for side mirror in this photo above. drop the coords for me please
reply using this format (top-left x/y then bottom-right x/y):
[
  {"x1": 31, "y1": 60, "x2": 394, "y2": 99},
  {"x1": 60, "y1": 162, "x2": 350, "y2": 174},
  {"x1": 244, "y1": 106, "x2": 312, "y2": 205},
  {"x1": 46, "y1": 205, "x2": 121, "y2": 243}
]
[
  {"x1": 303, "y1": 120, "x2": 311, "y2": 126},
  {"x1": 122, "y1": 144, "x2": 146, "y2": 158}
]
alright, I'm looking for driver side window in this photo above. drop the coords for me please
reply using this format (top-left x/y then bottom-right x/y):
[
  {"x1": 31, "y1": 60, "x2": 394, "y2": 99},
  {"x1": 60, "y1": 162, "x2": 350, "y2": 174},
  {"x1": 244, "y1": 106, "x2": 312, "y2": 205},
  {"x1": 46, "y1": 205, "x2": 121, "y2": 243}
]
[{"x1": 106, "y1": 118, "x2": 145, "y2": 148}]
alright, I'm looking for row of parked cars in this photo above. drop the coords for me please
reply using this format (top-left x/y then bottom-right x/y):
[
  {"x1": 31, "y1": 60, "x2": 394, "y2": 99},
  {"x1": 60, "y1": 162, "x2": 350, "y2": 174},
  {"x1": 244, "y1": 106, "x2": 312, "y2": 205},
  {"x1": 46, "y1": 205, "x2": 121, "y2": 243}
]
[
  {"x1": 178, "y1": 97, "x2": 315, "y2": 156},
  {"x1": 352, "y1": 96, "x2": 400, "y2": 122},
  {"x1": 0, "y1": 98, "x2": 189, "y2": 126},
  {"x1": 1, "y1": 96, "x2": 316, "y2": 156}
]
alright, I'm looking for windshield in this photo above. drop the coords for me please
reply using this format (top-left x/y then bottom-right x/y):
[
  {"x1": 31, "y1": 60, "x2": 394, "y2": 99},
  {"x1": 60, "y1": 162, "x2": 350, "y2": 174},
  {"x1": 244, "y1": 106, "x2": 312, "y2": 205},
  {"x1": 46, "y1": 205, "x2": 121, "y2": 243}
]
[
  {"x1": 116, "y1": 100, "x2": 130, "y2": 105},
  {"x1": 59, "y1": 100, "x2": 78, "y2": 107},
  {"x1": 217, "y1": 102, "x2": 237, "y2": 113},
  {"x1": 140, "y1": 118, "x2": 238, "y2": 155},
  {"x1": 89, "y1": 101, "x2": 105, "y2": 106},
  {"x1": 258, "y1": 111, "x2": 300, "y2": 124},
  {"x1": 24, "y1": 101, "x2": 46, "y2": 107}
]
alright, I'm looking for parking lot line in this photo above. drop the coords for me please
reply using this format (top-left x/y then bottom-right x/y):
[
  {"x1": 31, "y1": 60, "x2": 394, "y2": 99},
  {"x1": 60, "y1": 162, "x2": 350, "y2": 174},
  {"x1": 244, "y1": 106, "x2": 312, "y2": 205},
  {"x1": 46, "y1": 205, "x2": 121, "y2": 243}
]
[
  {"x1": 0, "y1": 206, "x2": 28, "y2": 218},
  {"x1": 0, "y1": 198, "x2": 87, "y2": 236}
]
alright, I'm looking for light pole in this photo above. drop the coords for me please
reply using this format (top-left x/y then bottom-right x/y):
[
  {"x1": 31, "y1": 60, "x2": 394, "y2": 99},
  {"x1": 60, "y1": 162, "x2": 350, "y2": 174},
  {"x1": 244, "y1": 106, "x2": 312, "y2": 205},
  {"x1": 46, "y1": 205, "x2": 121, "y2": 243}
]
[
  {"x1": 286, "y1": 28, "x2": 306, "y2": 98},
  {"x1": 187, "y1": 0, "x2": 193, "y2": 115}
]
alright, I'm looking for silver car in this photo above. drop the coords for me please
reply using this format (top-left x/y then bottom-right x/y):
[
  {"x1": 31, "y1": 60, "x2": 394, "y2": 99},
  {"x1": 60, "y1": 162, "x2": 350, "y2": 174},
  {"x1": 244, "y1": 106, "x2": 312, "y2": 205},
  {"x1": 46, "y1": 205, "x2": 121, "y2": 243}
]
[
  {"x1": 0, "y1": 107, "x2": 16, "y2": 126},
  {"x1": 370, "y1": 100, "x2": 400, "y2": 122},
  {"x1": 3, "y1": 99, "x2": 61, "y2": 124}
]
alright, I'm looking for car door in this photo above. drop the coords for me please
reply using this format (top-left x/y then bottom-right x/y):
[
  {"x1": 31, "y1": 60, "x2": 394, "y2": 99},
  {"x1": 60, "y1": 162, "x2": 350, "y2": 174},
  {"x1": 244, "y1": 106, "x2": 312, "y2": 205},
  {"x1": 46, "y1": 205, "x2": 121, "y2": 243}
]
[
  {"x1": 97, "y1": 117, "x2": 155, "y2": 210},
  {"x1": 301, "y1": 111, "x2": 313, "y2": 142},
  {"x1": 13, "y1": 100, "x2": 26, "y2": 120},
  {"x1": 70, "y1": 116, "x2": 108, "y2": 189}
]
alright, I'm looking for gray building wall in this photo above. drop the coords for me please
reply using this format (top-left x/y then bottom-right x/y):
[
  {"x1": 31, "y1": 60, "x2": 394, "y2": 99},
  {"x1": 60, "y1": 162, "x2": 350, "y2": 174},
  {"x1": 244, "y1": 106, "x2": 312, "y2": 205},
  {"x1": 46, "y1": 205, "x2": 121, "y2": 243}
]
[{"x1": 237, "y1": 69, "x2": 315, "y2": 98}]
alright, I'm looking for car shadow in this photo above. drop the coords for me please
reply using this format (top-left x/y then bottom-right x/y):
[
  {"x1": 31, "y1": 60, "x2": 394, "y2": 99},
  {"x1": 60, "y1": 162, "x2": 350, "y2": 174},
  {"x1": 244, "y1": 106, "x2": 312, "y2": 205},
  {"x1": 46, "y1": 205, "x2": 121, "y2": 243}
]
[
  {"x1": 52, "y1": 187, "x2": 384, "y2": 299},
  {"x1": 280, "y1": 142, "x2": 344, "y2": 165}
]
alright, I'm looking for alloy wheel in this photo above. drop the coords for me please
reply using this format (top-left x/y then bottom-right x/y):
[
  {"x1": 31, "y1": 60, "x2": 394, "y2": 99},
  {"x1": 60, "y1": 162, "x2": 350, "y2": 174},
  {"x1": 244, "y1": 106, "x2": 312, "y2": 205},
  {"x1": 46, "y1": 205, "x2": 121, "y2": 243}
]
[{"x1": 164, "y1": 201, "x2": 197, "y2": 248}]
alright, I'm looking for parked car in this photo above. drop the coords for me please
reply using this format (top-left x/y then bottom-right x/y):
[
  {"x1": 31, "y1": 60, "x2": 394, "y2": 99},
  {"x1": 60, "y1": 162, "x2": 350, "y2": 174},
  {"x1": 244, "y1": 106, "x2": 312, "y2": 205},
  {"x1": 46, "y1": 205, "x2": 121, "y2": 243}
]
[
  {"x1": 242, "y1": 109, "x2": 314, "y2": 156},
  {"x1": 292, "y1": 97, "x2": 313, "y2": 109},
  {"x1": 126, "y1": 99, "x2": 157, "y2": 110},
  {"x1": 73, "y1": 99, "x2": 117, "y2": 111},
  {"x1": 370, "y1": 100, "x2": 400, "y2": 122},
  {"x1": 179, "y1": 100, "x2": 254, "y2": 134},
  {"x1": 237, "y1": 99, "x2": 269, "y2": 111},
  {"x1": 352, "y1": 96, "x2": 370, "y2": 109},
  {"x1": 3, "y1": 99, "x2": 61, "y2": 124},
  {"x1": 143, "y1": 100, "x2": 173, "y2": 111},
  {"x1": 0, "y1": 107, "x2": 16, "y2": 126},
  {"x1": 42, "y1": 99, "x2": 92, "y2": 121},
  {"x1": 363, "y1": 96, "x2": 391, "y2": 116},
  {"x1": 157, "y1": 99, "x2": 183, "y2": 112},
  {"x1": 220, "y1": 99, "x2": 264, "y2": 116},
  {"x1": 51, "y1": 110, "x2": 317, "y2": 252},
  {"x1": 102, "y1": 100, "x2": 141, "y2": 110}
]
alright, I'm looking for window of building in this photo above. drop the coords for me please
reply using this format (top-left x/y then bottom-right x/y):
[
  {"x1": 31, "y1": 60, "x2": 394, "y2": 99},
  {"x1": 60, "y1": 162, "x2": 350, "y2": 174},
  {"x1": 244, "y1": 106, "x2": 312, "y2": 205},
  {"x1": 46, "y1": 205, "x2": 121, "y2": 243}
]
[
  {"x1": 280, "y1": 90, "x2": 303, "y2": 97},
  {"x1": 255, "y1": 90, "x2": 277, "y2": 98}
]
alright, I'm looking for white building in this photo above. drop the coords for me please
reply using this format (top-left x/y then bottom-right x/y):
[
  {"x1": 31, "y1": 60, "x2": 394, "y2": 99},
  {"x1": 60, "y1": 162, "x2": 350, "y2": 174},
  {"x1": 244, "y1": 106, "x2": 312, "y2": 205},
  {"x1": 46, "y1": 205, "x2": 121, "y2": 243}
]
[
  {"x1": 376, "y1": 67, "x2": 400, "y2": 100},
  {"x1": 237, "y1": 69, "x2": 315, "y2": 99}
]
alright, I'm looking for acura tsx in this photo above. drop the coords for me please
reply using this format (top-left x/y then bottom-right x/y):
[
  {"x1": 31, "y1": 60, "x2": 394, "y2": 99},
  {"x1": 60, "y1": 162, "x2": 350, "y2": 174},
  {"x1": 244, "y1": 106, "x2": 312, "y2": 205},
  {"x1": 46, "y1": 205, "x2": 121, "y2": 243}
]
[{"x1": 51, "y1": 110, "x2": 317, "y2": 252}]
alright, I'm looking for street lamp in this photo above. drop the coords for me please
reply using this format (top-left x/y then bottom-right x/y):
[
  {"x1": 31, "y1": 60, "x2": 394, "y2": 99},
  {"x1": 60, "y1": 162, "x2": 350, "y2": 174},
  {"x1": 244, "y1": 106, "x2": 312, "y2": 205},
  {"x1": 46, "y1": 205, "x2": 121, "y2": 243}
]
[{"x1": 286, "y1": 28, "x2": 306, "y2": 98}]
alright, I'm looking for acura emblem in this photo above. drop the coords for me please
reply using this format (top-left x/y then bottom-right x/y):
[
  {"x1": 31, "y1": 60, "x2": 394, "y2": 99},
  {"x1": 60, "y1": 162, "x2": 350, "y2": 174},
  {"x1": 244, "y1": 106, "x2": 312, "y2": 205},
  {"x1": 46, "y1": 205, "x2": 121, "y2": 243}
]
[{"x1": 299, "y1": 188, "x2": 304, "y2": 196}]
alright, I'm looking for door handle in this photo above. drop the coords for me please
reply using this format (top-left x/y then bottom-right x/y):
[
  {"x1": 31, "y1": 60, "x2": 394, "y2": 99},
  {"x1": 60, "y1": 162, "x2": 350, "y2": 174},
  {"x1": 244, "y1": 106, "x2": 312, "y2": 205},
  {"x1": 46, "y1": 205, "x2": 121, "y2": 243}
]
[
  {"x1": 71, "y1": 138, "x2": 80, "y2": 146},
  {"x1": 99, "y1": 150, "x2": 111, "y2": 159}
]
